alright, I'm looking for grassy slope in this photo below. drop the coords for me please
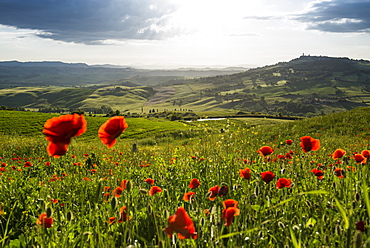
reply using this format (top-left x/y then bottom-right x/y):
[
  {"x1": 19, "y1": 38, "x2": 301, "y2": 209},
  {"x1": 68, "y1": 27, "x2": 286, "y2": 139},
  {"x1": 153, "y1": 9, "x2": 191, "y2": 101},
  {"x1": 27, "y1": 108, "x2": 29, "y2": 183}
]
[
  {"x1": 1, "y1": 106, "x2": 369, "y2": 144},
  {"x1": 0, "y1": 86, "x2": 153, "y2": 111},
  {"x1": 0, "y1": 111, "x2": 191, "y2": 140}
]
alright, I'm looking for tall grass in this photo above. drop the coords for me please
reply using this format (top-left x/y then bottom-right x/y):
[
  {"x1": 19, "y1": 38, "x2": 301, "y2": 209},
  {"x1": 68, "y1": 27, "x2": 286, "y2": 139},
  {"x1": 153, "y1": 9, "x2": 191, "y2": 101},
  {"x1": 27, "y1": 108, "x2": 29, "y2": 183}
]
[{"x1": 0, "y1": 108, "x2": 370, "y2": 247}]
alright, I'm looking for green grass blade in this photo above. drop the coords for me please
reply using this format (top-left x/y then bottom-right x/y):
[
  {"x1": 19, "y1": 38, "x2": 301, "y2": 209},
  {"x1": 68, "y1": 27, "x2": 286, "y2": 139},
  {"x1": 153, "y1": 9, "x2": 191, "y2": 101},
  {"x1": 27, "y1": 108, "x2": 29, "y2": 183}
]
[
  {"x1": 289, "y1": 226, "x2": 301, "y2": 248},
  {"x1": 363, "y1": 176, "x2": 370, "y2": 220},
  {"x1": 334, "y1": 197, "x2": 349, "y2": 230}
]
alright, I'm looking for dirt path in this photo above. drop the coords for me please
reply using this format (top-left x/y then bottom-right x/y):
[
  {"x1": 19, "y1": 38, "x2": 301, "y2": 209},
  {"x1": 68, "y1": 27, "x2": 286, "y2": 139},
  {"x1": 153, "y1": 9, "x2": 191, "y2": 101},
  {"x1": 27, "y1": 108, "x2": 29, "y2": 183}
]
[{"x1": 144, "y1": 86, "x2": 176, "y2": 106}]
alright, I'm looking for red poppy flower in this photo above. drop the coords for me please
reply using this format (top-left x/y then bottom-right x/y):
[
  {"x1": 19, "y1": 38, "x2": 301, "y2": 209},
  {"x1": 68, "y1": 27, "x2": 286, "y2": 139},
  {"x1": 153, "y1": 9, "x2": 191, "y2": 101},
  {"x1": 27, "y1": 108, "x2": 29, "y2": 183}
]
[
  {"x1": 257, "y1": 146, "x2": 274, "y2": 156},
  {"x1": 36, "y1": 212, "x2": 53, "y2": 228},
  {"x1": 286, "y1": 139, "x2": 293, "y2": 145},
  {"x1": 43, "y1": 114, "x2": 87, "y2": 157},
  {"x1": 221, "y1": 199, "x2": 240, "y2": 226},
  {"x1": 361, "y1": 150, "x2": 370, "y2": 158},
  {"x1": 276, "y1": 178, "x2": 291, "y2": 189},
  {"x1": 119, "y1": 206, "x2": 131, "y2": 222},
  {"x1": 354, "y1": 154, "x2": 367, "y2": 164},
  {"x1": 332, "y1": 149, "x2": 346, "y2": 160},
  {"x1": 149, "y1": 186, "x2": 162, "y2": 196},
  {"x1": 165, "y1": 207, "x2": 197, "y2": 239},
  {"x1": 113, "y1": 186, "x2": 124, "y2": 197},
  {"x1": 223, "y1": 207, "x2": 240, "y2": 227},
  {"x1": 103, "y1": 192, "x2": 110, "y2": 202},
  {"x1": 285, "y1": 153, "x2": 293, "y2": 159},
  {"x1": 98, "y1": 116, "x2": 128, "y2": 148},
  {"x1": 120, "y1": 179, "x2": 128, "y2": 189},
  {"x1": 183, "y1": 192, "x2": 196, "y2": 201},
  {"x1": 311, "y1": 168, "x2": 324, "y2": 179},
  {"x1": 223, "y1": 199, "x2": 239, "y2": 209},
  {"x1": 260, "y1": 171, "x2": 275, "y2": 184},
  {"x1": 108, "y1": 216, "x2": 116, "y2": 224},
  {"x1": 277, "y1": 154, "x2": 285, "y2": 159},
  {"x1": 240, "y1": 168, "x2": 251, "y2": 181},
  {"x1": 189, "y1": 178, "x2": 201, "y2": 189},
  {"x1": 300, "y1": 136, "x2": 320, "y2": 153},
  {"x1": 218, "y1": 185, "x2": 228, "y2": 197},
  {"x1": 207, "y1": 185, "x2": 220, "y2": 201},
  {"x1": 24, "y1": 161, "x2": 32, "y2": 167},
  {"x1": 145, "y1": 178, "x2": 155, "y2": 185},
  {"x1": 356, "y1": 220, "x2": 366, "y2": 232},
  {"x1": 347, "y1": 166, "x2": 356, "y2": 172},
  {"x1": 334, "y1": 168, "x2": 344, "y2": 179}
]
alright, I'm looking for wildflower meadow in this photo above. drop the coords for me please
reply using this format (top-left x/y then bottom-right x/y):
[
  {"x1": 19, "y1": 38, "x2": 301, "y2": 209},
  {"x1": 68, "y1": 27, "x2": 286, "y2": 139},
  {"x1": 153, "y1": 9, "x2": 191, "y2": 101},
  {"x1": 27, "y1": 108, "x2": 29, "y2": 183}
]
[{"x1": 1, "y1": 107, "x2": 370, "y2": 247}]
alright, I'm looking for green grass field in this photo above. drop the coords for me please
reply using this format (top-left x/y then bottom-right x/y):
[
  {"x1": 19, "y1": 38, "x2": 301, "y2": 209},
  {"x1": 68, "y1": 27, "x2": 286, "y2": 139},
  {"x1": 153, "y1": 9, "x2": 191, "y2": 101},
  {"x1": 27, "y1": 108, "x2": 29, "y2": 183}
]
[{"x1": 1, "y1": 108, "x2": 370, "y2": 247}]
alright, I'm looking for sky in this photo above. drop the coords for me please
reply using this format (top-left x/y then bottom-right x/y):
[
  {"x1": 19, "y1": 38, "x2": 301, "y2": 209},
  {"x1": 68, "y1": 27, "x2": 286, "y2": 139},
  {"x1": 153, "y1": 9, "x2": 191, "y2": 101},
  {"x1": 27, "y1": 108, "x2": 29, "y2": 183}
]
[{"x1": 0, "y1": 0, "x2": 369, "y2": 69}]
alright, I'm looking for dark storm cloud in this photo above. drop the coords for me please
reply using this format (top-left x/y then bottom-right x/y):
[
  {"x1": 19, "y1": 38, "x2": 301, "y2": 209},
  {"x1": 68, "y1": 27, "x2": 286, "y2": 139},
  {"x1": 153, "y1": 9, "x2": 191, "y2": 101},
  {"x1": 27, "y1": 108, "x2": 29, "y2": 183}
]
[
  {"x1": 294, "y1": 0, "x2": 370, "y2": 33},
  {"x1": 0, "y1": 0, "x2": 179, "y2": 44}
]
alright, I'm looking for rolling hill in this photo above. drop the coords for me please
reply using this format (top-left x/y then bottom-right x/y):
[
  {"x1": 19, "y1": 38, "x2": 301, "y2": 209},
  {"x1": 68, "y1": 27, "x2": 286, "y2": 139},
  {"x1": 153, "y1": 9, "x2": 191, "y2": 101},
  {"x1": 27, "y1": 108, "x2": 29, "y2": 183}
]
[{"x1": 1, "y1": 55, "x2": 370, "y2": 116}]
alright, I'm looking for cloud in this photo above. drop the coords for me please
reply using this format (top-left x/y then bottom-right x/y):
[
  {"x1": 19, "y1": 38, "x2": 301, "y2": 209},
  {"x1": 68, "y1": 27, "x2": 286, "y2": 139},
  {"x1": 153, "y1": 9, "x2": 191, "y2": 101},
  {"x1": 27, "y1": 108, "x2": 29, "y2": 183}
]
[
  {"x1": 0, "y1": 0, "x2": 180, "y2": 44},
  {"x1": 243, "y1": 15, "x2": 284, "y2": 21},
  {"x1": 294, "y1": 0, "x2": 370, "y2": 33},
  {"x1": 229, "y1": 33, "x2": 260, "y2": 37}
]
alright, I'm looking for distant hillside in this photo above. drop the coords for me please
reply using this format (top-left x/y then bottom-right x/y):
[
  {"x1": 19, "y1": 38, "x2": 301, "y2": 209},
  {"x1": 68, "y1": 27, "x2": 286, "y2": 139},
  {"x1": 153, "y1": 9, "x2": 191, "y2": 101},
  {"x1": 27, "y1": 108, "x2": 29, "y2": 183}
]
[
  {"x1": 154, "y1": 55, "x2": 370, "y2": 116},
  {"x1": 1, "y1": 55, "x2": 370, "y2": 116},
  {"x1": 0, "y1": 61, "x2": 246, "y2": 88}
]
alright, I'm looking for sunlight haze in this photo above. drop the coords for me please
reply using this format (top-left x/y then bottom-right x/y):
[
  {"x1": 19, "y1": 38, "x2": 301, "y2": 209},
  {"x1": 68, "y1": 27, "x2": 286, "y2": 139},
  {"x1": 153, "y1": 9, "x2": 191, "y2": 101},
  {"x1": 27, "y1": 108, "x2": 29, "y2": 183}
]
[{"x1": 0, "y1": 0, "x2": 369, "y2": 68}]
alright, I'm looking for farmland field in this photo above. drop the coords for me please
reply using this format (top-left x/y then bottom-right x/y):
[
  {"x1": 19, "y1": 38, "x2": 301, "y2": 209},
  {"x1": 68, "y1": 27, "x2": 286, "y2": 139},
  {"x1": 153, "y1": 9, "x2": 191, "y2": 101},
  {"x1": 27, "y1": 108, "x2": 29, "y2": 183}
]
[{"x1": 1, "y1": 108, "x2": 370, "y2": 247}]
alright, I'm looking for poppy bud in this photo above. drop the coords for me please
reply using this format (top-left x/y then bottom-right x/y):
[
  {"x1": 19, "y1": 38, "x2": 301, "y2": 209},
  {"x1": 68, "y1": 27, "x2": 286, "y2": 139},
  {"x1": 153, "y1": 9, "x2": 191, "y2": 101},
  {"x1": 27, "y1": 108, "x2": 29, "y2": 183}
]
[
  {"x1": 335, "y1": 224, "x2": 342, "y2": 235},
  {"x1": 147, "y1": 205, "x2": 154, "y2": 216},
  {"x1": 139, "y1": 189, "x2": 148, "y2": 194},
  {"x1": 324, "y1": 235, "x2": 330, "y2": 244},
  {"x1": 46, "y1": 207, "x2": 53, "y2": 218},
  {"x1": 205, "y1": 191, "x2": 213, "y2": 199},
  {"x1": 67, "y1": 211, "x2": 74, "y2": 221},
  {"x1": 94, "y1": 181, "x2": 103, "y2": 204},
  {"x1": 110, "y1": 197, "x2": 117, "y2": 210},
  {"x1": 355, "y1": 192, "x2": 361, "y2": 202},
  {"x1": 126, "y1": 181, "x2": 132, "y2": 192},
  {"x1": 278, "y1": 222, "x2": 285, "y2": 229},
  {"x1": 250, "y1": 194, "x2": 257, "y2": 200},
  {"x1": 232, "y1": 184, "x2": 241, "y2": 191},
  {"x1": 290, "y1": 218, "x2": 296, "y2": 225},
  {"x1": 254, "y1": 185, "x2": 260, "y2": 196},
  {"x1": 354, "y1": 231, "x2": 363, "y2": 248}
]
